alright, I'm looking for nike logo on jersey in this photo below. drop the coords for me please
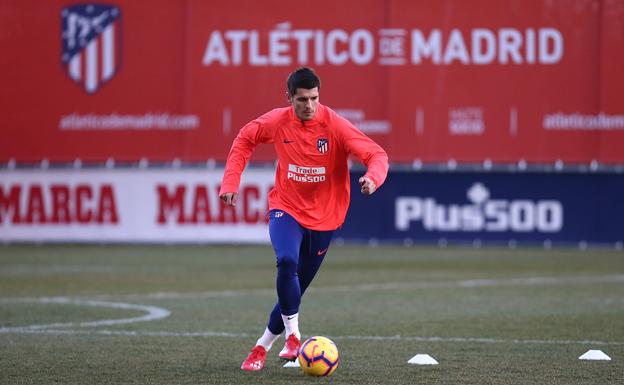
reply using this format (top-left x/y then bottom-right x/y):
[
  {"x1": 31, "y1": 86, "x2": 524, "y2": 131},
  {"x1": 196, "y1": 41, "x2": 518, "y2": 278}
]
[
  {"x1": 317, "y1": 248, "x2": 328, "y2": 256},
  {"x1": 283, "y1": 139, "x2": 294, "y2": 144}
]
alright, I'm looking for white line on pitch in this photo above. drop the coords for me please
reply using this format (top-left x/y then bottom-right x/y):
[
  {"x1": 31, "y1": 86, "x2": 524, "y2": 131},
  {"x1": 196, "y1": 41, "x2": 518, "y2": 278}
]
[
  {"x1": 4, "y1": 328, "x2": 623, "y2": 346},
  {"x1": 338, "y1": 334, "x2": 624, "y2": 346},
  {"x1": 46, "y1": 274, "x2": 622, "y2": 301},
  {"x1": 0, "y1": 297, "x2": 170, "y2": 333},
  {"x1": 0, "y1": 274, "x2": 624, "y2": 304},
  {"x1": 2, "y1": 275, "x2": 622, "y2": 303},
  {"x1": 0, "y1": 265, "x2": 122, "y2": 277}
]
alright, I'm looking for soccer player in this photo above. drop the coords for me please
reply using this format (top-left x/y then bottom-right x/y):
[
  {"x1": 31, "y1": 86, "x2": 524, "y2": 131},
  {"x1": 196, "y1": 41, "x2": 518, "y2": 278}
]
[{"x1": 219, "y1": 67, "x2": 388, "y2": 371}]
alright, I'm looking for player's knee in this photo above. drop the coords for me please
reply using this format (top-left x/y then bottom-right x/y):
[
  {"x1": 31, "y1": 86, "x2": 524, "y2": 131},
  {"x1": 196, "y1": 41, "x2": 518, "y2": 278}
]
[{"x1": 276, "y1": 252, "x2": 298, "y2": 274}]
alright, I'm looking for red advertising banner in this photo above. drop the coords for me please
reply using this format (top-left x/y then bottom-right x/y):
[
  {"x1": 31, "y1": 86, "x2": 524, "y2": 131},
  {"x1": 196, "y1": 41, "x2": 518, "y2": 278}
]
[
  {"x1": 0, "y1": 168, "x2": 274, "y2": 243},
  {"x1": 1, "y1": 0, "x2": 623, "y2": 164}
]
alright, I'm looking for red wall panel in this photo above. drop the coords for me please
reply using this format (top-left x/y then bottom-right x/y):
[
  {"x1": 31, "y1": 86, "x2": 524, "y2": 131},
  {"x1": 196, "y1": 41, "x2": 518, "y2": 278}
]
[{"x1": 1, "y1": 0, "x2": 622, "y2": 164}]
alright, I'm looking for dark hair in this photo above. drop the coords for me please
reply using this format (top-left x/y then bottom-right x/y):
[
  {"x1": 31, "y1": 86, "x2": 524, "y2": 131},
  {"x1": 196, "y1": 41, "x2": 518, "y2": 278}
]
[{"x1": 287, "y1": 67, "x2": 321, "y2": 96}]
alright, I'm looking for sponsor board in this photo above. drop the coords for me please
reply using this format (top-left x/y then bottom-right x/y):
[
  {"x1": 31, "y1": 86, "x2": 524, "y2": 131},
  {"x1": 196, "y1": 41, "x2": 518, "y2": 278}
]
[
  {"x1": 395, "y1": 182, "x2": 563, "y2": 233},
  {"x1": 2, "y1": 169, "x2": 622, "y2": 245},
  {"x1": 339, "y1": 171, "x2": 624, "y2": 245},
  {"x1": 0, "y1": 169, "x2": 274, "y2": 243}
]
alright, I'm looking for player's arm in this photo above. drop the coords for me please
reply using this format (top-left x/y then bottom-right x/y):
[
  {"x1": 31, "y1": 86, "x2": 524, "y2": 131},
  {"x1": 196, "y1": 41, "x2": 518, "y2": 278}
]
[
  {"x1": 219, "y1": 121, "x2": 267, "y2": 206},
  {"x1": 338, "y1": 121, "x2": 389, "y2": 196}
]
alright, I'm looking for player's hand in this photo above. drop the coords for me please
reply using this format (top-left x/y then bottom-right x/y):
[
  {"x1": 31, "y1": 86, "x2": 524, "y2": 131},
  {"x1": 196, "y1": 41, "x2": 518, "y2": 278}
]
[
  {"x1": 359, "y1": 176, "x2": 377, "y2": 195},
  {"x1": 220, "y1": 192, "x2": 238, "y2": 206}
]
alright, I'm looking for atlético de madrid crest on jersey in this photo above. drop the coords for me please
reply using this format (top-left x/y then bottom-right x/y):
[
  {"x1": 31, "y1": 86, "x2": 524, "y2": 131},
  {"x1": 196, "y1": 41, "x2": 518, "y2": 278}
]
[
  {"x1": 317, "y1": 138, "x2": 329, "y2": 154},
  {"x1": 61, "y1": 4, "x2": 122, "y2": 94}
]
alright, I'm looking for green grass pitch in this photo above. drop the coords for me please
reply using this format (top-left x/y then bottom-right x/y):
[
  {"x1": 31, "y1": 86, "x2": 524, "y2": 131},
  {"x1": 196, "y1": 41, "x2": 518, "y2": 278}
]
[{"x1": 1, "y1": 244, "x2": 622, "y2": 384}]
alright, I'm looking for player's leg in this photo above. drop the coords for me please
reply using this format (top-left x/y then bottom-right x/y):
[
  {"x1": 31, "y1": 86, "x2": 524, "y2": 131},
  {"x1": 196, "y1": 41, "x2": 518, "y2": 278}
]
[
  {"x1": 269, "y1": 210, "x2": 306, "y2": 360},
  {"x1": 269, "y1": 210, "x2": 305, "y2": 329},
  {"x1": 298, "y1": 229, "x2": 334, "y2": 295},
  {"x1": 265, "y1": 229, "x2": 314, "y2": 338},
  {"x1": 274, "y1": 229, "x2": 333, "y2": 361},
  {"x1": 241, "y1": 210, "x2": 303, "y2": 370},
  {"x1": 264, "y1": 229, "x2": 333, "y2": 336}
]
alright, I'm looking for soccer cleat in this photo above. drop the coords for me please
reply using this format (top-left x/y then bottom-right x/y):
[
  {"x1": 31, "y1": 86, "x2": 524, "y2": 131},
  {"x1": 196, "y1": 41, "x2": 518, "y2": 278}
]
[
  {"x1": 278, "y1": 334, "x2": 301, "y2": 361},
  {"x1": 241, "y1": 345, "x2": 267, "y2": 371}
]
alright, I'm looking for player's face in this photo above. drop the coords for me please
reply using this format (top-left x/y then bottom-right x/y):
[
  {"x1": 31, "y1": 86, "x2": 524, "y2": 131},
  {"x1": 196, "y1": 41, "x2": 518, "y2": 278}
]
[{"x1": 290, "y1": 87, "x2": 319, "y2": 121}]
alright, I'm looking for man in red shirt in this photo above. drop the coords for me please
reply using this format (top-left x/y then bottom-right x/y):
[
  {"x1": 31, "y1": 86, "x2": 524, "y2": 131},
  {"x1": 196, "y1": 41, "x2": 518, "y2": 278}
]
[{"x1": 219, "y1": 67, "x2": 388, "y2": 371}]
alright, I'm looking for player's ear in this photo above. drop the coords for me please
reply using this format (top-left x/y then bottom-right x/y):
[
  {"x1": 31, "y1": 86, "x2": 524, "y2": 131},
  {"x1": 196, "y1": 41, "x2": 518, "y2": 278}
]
[{"x1": 286, "y1": 91, "x2": 292, "y2": 104}]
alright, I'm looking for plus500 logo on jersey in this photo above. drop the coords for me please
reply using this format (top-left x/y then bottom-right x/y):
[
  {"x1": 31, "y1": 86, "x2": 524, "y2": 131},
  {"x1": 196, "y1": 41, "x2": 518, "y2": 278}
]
[
  {"x1": 287, "y1": 164, "x2": 326, "y2": 183},
  {"x1": 395, "y1": 183, "x2": 563, "y2": 232}
]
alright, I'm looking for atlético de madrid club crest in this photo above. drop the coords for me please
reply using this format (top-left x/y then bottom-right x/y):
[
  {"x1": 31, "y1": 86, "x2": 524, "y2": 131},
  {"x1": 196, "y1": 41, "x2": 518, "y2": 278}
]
[
  {"x1": 317, "y1": 138, "x2": 329, "y2": 154},
  {"x1": 61, "y1": 4, "x2": 122, "y2": 94}
]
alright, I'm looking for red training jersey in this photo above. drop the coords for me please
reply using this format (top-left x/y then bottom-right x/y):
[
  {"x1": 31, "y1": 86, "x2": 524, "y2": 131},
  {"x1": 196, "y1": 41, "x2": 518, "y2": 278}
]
[{"x1": 219, "y1": 104, "x2": 389, "y2": 231}]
